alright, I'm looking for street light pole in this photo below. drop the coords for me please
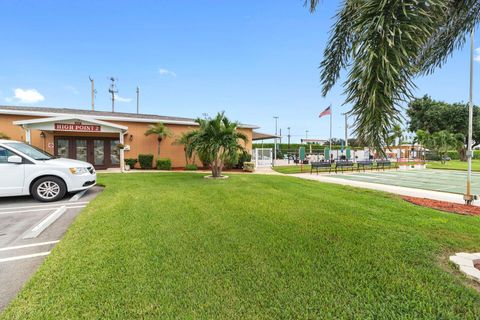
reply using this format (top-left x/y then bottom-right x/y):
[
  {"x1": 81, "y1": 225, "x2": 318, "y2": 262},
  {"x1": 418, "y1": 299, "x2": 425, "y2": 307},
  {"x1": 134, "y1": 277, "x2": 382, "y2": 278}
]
[
  {"x1": 305, "y1": 130, "x2": 309, "y2": 141},
  {"x1": 287, "y1": 127, "x2": 291, "y2": 149},
  {"x1": 287, "y1": 127, "x2": 291, "y2": 164},
  {"x1": 273, "y1": 116, "x2": 279, "y2": 167},
  {"x1": 342, "y1": 113, "x2": 348, "y2": 147},
  {"x1": 465, "y1": 30, "x2": 475, "y2": 204}
]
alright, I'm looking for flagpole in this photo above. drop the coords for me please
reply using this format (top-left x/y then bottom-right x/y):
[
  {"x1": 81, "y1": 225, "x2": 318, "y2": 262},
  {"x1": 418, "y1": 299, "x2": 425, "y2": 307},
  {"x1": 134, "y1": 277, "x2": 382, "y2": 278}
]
[{"x1": 329, "y1": 105, "x2": 332, "y2": 152}]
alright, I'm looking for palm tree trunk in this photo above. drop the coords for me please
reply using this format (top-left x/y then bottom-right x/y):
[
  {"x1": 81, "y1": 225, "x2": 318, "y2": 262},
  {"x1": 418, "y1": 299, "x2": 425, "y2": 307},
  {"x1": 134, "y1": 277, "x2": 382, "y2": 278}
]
[{"x1": 157, "y1": 138, "x2": 162, "y2": 158}]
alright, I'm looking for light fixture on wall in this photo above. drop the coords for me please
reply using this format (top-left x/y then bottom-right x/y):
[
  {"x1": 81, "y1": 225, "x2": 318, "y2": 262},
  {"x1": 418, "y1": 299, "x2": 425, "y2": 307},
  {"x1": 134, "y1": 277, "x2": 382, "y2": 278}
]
[
  {"x1": 129, "y1": 134, "x2": 133, "y2": 142},
  {"x1": 40, "y1": 131, "x2": 46, "y2": 150}
]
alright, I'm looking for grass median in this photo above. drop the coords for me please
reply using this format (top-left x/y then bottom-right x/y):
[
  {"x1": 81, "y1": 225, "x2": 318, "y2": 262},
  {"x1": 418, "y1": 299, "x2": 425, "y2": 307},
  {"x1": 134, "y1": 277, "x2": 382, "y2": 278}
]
[
  {"x1": 427, "y1": 159, "x2": 480, "y2": 171},
  {"x1": 2, "y1": 173, "x2": 480, "y2": 319}
]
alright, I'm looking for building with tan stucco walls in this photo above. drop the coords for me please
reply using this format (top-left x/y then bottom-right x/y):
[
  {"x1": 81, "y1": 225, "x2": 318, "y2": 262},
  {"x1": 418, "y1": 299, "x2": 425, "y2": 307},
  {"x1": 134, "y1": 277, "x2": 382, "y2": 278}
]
[{"x1": 0, "y1": 106, "x2": 256, "y2": 170}]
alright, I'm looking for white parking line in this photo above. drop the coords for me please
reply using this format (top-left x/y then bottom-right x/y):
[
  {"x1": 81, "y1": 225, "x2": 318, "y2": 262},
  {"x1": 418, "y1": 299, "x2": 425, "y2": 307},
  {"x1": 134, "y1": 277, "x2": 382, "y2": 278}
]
[
  {"x1": 69, "y1": 189, "x2": 88, "y2": 202},
  {"x1": 0, "y1": 201, "x2": 89, "y2": 212},
  {"x1": 23, "y1": 206, "x2": 67, "y2": 239},
  {"x1": 0, "y1": 240, "x2": 60, "y2": 252},
  {"x1": 0, "y1": 251, "x2": 50, "y2": 263},
  {"x1": 0, "y1": 205, "x2": 86, "y2": 216}
]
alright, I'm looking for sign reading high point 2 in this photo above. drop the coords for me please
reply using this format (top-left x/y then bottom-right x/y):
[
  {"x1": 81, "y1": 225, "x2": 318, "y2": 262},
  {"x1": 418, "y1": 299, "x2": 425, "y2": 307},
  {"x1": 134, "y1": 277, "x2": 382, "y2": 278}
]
[{"x1": 54, "y1": 122, "x2": 101, "y2": 132}]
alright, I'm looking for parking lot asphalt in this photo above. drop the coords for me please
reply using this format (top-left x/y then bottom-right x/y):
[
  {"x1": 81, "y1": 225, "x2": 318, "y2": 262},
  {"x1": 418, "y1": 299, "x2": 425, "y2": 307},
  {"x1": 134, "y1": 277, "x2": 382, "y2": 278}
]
[{"x1": 0, "y1": 186, "x2": 102, "y2": 311}]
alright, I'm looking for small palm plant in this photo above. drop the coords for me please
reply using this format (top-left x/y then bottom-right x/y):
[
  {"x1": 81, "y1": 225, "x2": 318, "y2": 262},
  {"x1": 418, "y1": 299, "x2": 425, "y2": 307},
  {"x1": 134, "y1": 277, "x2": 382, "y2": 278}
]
[
  {"x1": 189, "y1": 112, "x2": 247, "y2": 178},
  {"x1": 144, "y1": 123, "x2": 173, "y2": 157},
  {"x1": 173, "y1": 131, "x2": 196, "y2": 165}
]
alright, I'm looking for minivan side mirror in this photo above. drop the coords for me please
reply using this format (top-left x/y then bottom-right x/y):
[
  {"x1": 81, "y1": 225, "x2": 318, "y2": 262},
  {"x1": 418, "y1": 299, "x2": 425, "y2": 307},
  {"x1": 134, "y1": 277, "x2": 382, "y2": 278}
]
[{"x1": 7, "y1": 155, "x2": 23, "y2": 164}]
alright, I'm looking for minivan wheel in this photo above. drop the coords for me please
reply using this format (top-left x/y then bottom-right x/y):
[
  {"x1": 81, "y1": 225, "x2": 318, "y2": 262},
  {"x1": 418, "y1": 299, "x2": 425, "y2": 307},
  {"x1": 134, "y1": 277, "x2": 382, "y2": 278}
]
[{"x1": 31, "y1": 177, "x2": 67, "y2": 202}]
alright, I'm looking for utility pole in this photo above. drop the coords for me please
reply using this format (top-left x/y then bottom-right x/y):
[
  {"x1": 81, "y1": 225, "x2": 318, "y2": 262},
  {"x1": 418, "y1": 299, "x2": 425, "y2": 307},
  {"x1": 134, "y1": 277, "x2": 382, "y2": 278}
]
[
  {"x1": 273, "y1": 116, "x2": 279, "y2": 167},
  {"x1": 287, "y1": 127, "x2": 291, "y2": 164},
  {"x1": 279, "y1": 128, "x2": 282, "y2": 144},
  {"x1": 136, "y1": 86, "x2": 140, "y2": 114},
  {"x1": 305, "y1": 130, "x2": 309, "y2": 141},
  {"x1": 108, "y1": 77, "x2": 118, "y2": 112},
  {"x1": 342, "y1": 113, "x2": 348, "y2": 147},
  {"x1": 465, "y1": 30, "x2": 475, "y2": 204},
  {"x1": 89, "y1": 76, "x2": 96, "y2": 111},
  {"x1": 287, "y1": 127, "x2": 291, "y2": 149}
]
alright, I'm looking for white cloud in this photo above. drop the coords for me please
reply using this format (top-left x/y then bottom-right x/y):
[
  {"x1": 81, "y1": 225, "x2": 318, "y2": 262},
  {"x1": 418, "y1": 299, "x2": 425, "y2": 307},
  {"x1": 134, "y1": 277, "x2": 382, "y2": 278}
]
[
  {"x1": 10, "y1": 88, "x2": 45, "y2": 104},
  {"x1": 475, "y1": 48, "x2": 480, "y2": 62},
  {"x1": 115, "y1": 94, "x2": 132, "y2": 103},
  {"x1": 64, "y1": 85, "x2": 79, "y2": 95},
  {"x1": 158, "y1": 68, "x2": 177, "y2": 77}
]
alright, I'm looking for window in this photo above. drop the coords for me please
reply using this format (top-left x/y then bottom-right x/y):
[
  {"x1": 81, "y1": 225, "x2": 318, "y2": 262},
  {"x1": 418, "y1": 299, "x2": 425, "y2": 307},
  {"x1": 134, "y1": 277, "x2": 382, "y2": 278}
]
[
  {"x1": 110, "y1": 140, "x2": 120, "y2": 165},
  {"x1": 0, "y1": 147, "x2": 16, "y2": 164},
  {"x1": 5, "y1": 142, "x2": 53, "y2": 160}
]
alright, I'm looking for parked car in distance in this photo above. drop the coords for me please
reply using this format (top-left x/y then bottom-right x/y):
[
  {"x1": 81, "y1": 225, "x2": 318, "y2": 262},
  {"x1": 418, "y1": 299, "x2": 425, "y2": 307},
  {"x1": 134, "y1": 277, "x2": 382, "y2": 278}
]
[{"x1": 0, "y1": 140, "x2": 96, "y2": 202}]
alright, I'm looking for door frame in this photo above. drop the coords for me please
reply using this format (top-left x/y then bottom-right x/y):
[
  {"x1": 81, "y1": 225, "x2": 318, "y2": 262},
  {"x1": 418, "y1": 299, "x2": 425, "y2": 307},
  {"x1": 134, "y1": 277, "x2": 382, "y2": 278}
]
[{"x1": 54, "y1": 136, "x2": 120, "y2": 169}]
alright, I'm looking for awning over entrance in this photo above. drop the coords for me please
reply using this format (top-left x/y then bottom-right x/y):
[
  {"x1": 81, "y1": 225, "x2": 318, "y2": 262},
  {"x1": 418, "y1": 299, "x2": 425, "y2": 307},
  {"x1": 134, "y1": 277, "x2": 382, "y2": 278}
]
[
  {"x1": 13, "y1": 116, "x2": 128, "y2": 172},
  {"x1": 252, "y1": 131, "x2": 280, "y2": 141},
  {"x1": 13, "y1": 115, "x2": 128, "y2": 132}
]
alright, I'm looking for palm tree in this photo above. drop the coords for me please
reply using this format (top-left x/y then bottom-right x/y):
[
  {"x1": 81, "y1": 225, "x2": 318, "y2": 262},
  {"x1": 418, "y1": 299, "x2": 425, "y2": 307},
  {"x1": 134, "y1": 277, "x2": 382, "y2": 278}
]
[
  {"x1": 144, "y1": 123, "x2": 173, "y2": 157},
  {"x1": 189, "y1": 112, "x2": 247, "y2": 178},
  {"x1": 307, "y1": 0, "x2": 479, "y2": 152},
  {"x1": 173, "y1": 131, "x2": 196, "y2": 165}
]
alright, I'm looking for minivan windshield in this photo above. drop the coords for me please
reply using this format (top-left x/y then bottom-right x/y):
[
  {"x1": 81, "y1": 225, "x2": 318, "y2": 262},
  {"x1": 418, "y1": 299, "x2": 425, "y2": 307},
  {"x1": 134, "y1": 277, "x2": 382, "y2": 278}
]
[{"x1": 5, "y1": 143, "x2": 55, "y2": 160}]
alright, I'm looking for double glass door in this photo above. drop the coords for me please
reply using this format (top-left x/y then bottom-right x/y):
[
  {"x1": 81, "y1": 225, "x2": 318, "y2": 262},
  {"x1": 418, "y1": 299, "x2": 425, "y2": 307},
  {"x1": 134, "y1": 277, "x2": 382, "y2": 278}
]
[{"x1": 55, "y1": 137, "x2": 120, "y2": 169}]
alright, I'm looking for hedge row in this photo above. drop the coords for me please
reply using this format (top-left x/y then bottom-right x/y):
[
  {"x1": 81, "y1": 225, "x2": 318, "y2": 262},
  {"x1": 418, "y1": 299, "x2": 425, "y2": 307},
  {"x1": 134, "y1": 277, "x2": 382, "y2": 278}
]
[
  {"x1": 252, "y1": 143, "x2": 364, "y2": 153},
  {"x1": 426, "y1": 150, "x2": 480, "y2": 160}
]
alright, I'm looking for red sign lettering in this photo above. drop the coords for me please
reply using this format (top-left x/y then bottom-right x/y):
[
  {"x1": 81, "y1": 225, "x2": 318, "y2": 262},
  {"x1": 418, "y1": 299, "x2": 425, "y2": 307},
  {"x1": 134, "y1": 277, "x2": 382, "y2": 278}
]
[{"x1": 54, "y1": 123, "x2": 101, "y2": 132}]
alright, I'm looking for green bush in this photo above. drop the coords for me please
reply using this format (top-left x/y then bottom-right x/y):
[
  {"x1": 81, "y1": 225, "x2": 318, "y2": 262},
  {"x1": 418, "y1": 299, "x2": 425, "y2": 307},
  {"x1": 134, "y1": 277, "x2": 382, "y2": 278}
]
[
  {"x1": 185, "y1": 164, "x2": 198, "y2": 171},
  {"x1": 237, "y1": 151, "x2": 252, "y2": 168},
  {"x1": 156, "y1": 158, "x2": 172, "y2": 170},
  {"x1": 125, "y1": 158, "x2": 137, "y2": 168},
  {"x1": 446, "y1": 151, "x2": 459, "y2": 160},
  {"x1": 425, "y1": 151, "x2": 440, "y2": 161},
  {"x1": 474, "y1": 150, "x2": 480, "y2": 159},
  {"x1": 138, "y1": 154, "x2": 154, "y2": 169},
  {"x1": 243, "y1": 161, "x2": 255, "y2": 172}
]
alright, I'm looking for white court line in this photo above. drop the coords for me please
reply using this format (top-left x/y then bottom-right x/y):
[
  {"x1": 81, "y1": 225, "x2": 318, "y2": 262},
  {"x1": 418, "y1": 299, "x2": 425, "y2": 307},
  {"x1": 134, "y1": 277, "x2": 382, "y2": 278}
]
[
  {"x1": 0, "y1": 205, "x2": 86, "y2": 216},
  {"x1": 23, "y1": 206, "x2": 67, "y2": 239},
  {"x1": 69, "y1": 189, "x2": 88, "y2": 202},
  {"x1": 0, "y1": 240, "x2": 59, "y2": 252},
  {"x1": 0, "y1": 251, "x2": 50, "y2": 263},
  {"x1": 0, "y1": 201, "x2": 89, "y2": 212}
]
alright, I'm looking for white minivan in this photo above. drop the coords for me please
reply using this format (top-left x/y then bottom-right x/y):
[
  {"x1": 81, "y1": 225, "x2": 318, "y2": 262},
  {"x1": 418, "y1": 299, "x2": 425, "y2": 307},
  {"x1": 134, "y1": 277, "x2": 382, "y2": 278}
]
[{"x1": 0, "y1": 140, "x2": 96, "y2": 202}]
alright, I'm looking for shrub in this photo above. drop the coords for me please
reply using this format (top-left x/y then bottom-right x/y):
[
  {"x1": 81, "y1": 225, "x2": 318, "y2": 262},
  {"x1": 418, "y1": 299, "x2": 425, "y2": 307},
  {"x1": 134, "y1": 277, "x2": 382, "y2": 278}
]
[
  {"x1": 125, "y1": 158, "x2": 137, "y2": 168},
  {"x1": 243, "y1": 161, "x2": 255, "y2": 172},
  {"x1": 446, "y1": 151, "x2": 459, "y2": 160},
  {"x1": 474, "y1": 150, "x2": 480, "y2": 159},
  {"x1": 237, "y1": 151, "x2": 252, "y2": 168},
  {"x1": 138, "y1": 154, "x2": 154, "y2": 169},
  {"x1": 156, "y1": 158, "x2": 172, "y2": 170},
  {"x1": 185, "y1": 164, "x2": 198, "y2": 171}
]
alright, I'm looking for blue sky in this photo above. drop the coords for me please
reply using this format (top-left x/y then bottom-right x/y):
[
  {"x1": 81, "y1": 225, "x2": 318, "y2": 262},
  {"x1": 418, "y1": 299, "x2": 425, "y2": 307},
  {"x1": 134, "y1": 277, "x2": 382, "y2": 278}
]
[{"x1": 0, "y1": 1, "x2": 478, "y2": 142}]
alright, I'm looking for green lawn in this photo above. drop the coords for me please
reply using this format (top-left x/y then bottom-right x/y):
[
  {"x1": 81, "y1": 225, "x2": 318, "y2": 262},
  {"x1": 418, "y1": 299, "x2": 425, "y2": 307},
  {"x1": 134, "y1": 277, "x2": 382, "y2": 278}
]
[
  {"x1": 273, "y1": 164, "x2": 313, "y2": 174},
  {"x1": 2, "y1": 173, "x2": 480, "y2": 319},
  {"x1": 428, "y1": 159, "x2": 480, "y2": 171}
]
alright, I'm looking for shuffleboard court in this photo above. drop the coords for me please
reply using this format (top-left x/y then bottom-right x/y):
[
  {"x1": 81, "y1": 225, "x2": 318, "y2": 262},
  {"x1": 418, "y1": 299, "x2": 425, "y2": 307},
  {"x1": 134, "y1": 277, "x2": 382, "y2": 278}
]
[{"x1": 326, "y1": 169, "x2": 480, "y2": 195}]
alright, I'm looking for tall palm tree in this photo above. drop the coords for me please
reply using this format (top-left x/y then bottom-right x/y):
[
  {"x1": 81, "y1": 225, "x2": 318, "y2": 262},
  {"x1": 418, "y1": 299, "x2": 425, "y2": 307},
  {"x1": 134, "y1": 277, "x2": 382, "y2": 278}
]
[
  {"x1": 144, "y1": 123, "x2": 173, "y2": 157},
  {"x1": 388, "y1": 124, "x2": 403, "y2": 147},
  {"x1": 308, "y1": 0, "x2": 480, "y2": 152},
  {"x1": 189, "y1": 112, "x2": 247, "y2": 178}
]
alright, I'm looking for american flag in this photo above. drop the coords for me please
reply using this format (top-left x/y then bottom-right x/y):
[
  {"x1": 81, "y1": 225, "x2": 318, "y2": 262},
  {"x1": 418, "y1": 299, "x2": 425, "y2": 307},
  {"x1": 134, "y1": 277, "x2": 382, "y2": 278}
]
[{"x1": 319, "y1": 106, "x2": 331, "y2": 118}]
